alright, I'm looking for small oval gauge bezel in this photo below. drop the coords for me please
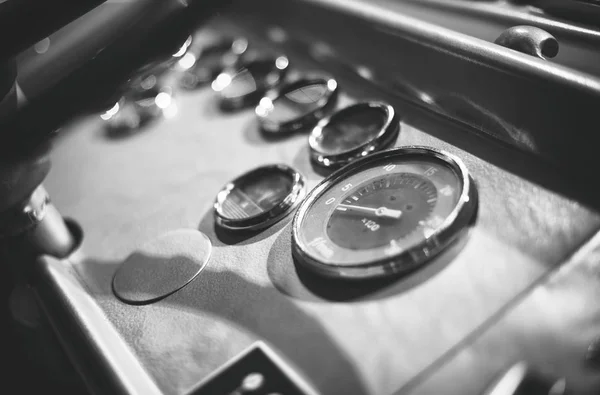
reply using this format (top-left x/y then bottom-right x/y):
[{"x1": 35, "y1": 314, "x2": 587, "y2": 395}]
[
  {"x1": 214, "y1": 164, "x2": 306, "y2": 231},
  {"x1": 213, "y1": 54, "x2": 290, "y2": 111},
  {"x1": 255, "y1": 74, "x2": 339, "y2": 134},
  {"x1": 179, "y1": 37, "x2": 249, "y2": 90},
  {"x1": 308, "y1": 101, "x2": 400, "y2": 169}
]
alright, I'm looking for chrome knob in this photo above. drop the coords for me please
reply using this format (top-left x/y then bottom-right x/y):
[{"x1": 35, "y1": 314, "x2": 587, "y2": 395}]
[{"x1": 494, "y1": 26, "x2": 559, "y2": 60}]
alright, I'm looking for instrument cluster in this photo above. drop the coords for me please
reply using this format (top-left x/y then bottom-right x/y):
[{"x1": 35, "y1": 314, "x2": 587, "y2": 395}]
[
  {"x1": 100, "y1": 27, "x2": 479, "y2": 287},
  {"x1": 34, "y1": 6, "x2": 600, "y2": 395}
]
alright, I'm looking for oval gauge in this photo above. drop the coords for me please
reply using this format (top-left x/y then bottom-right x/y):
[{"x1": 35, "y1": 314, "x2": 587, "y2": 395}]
[
  {"x1": 212, "y1": 54, "x2": 290, "y2": 111},
  {"x1": 255, "y1": 74, "x2": 339, "y2": 134},
  {"x1": 179, "y1": 37, "x2": 249, "y2": 90},
  {"x1": 214, "y1": 164, "x2": 306, "y2": 231},
  {"x1": 101, "y1": 82, "x2": 174, "y2": 133},
  {"x1": 292, "y1": 146, "x2": 477, "y2": 280},
  {"x1": 309, "y1": 102, "x2": 400, "y2": 169}
]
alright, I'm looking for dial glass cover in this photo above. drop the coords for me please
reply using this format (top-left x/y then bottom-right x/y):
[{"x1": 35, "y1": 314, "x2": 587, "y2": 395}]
[
  {"x1": 213, "y1": 55, "x2": 289, "y2": 110},
  {"x1": 180, "y1": 37, "x2": 248, "y2": 90},
  {"x1": 255, "y1": 76, "x2": 338, "y2": 134},
  {"x1": 267, "y1": 83, "x2": 329, "y2": 123},
  {"x1": 316, "y1": 105, "x2": 387, "y2": 155},
  {"x1": 292, "y1": 147, "x2": 477, "y2": 278},
  {"x1": 220, "y1": 170, "x2": 293, "y2": 219},
  {"x1": 309, "y1": 102, "x2": 399, "y2": 169},
  {"x1": 215, "y1": 164, "x2": 305, "y2": 231}
]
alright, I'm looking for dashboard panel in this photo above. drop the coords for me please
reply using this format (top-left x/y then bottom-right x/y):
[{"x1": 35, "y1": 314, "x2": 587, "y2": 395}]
[{"x1": 5, "y1": 1, "x2": 600, "y2": 394}]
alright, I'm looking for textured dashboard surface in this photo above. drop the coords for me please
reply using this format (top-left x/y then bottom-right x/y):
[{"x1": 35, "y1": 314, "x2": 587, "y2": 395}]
[
  {"x1": 42, "y1": 17, "x2": 600, "y2": 395},
  {"x1": 409, "y1": 231, "x2": 600, "y2": 395}
]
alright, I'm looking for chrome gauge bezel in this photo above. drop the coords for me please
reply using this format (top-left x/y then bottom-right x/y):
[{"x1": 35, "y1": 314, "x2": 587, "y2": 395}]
[
  {"x1": 179, "y1": 37, "x2": 249, "y2": 90},
  {"x1": 255, "y1": 74, "x2": 339, "y2": 134},
  {"x1": 213, "y1": 54, "x2": 290, "y2": 111},
  {"x1": 292, "y1": 146, "x2": 477, "y2": 280},
  {"x1": 308, "y1": 101, "x2": 400, "y2": 169},
  {"x1": 214, "y1": 164, "x2": 306, "y2": 231}
]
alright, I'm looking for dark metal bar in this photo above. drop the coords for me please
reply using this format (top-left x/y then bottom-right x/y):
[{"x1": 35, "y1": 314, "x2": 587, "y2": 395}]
[
  {"x1": 0, "y1": 0, "x2": 226, "y2": 159},
  {"x1": 0, "y1": 0, "x2": 107, "y2": 62},
  {"x1": 32, "y1": 255, "x2": 164, "y2": 395},
  {"x1": 236, "y1": 0, "x2": 600, "y2": 180}
]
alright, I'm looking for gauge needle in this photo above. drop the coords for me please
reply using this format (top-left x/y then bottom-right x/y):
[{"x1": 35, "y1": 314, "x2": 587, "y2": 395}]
[{"x1": 337, "y1": 204, "x2": 402, "y2": 219}]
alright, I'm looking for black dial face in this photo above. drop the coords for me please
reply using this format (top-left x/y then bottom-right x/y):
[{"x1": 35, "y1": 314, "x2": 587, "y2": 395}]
[
  {"x1": 293, "y1": 148, "x2": 476, "y2": 276},
  {"x1": 327, "y1": 173, "x2": 437, "y2": 250}
]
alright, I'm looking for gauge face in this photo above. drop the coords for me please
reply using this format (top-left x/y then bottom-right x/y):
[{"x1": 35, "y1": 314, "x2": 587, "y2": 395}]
[
  {"x1": 317, "y1": 105, "x2": 387, "y2": 155},
  {"x1": 221, "y1": 171, "x2": 293, "y2": 218},
  {"x1": 292, "y1": 147, "x2": 477, "y2": 279},
  {"x1": 327, "y1": 173, "x2": 439, "y2": 250},
  {"x1": 256, "y1": 76, "x2": 338, "y2": 133},
  {"x1": 215, "y1": 164, "x2": 305, "y2": 231},
  {"x1": 309, "y1": 102, "x2": 400, "y2": 169}
]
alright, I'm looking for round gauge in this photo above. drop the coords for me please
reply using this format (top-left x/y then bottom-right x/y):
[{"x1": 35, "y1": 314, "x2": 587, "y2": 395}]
[
  {"x1": 212, "y1": 54, "x2": 290, "y2": 111},
  {"x1": 255, "y1": 74, "x2": 339, "y2": 134},
  {"x1": 292, "y1": 146, "x2": 477, "y2": 279},
  {"x1": 214, "y1": 164, "x2": 306, "y2": 231},
  {"x1": 309, "y1": 102, "x2": 400, "y2": 169},
  {"x1": 179, "y1": 37, "x2": 248, "y2": 90}
]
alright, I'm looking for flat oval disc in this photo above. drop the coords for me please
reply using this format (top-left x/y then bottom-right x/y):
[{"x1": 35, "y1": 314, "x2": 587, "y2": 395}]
[{"x1": 112, "y1": 229, "x2": 212, "y2": 305}]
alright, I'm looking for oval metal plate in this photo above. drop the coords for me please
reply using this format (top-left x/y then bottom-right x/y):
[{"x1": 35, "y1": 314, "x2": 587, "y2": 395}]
[{"x1": 112, "y1": 229, "x2": 212, "y2": 305}]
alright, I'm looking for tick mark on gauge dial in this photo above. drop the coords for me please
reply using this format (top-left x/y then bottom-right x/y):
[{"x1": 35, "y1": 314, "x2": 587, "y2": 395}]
[{"x1": 327, "y1": 173, "x2": 437, "y2": 249}]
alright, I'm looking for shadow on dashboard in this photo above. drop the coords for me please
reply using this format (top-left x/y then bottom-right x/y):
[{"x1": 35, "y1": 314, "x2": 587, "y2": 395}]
[
  {"x1": 103, "y1": 117, "x2": 162, "y2": 141},
  {"x1": 72, "y1": 255, "x2": 370, "y2": 395},
  {"x1": 265, "y1": 222, "x2": 468, "y2": 303},
  {"x1": 290, "y1": 144, "x2": 325, "y2": 183},
  {"x1": 197, "y1": 206, "x2": 294, "y2": 246},
  {"x1": 197, "y1": 95, "x2": 224, "y2": 119}
]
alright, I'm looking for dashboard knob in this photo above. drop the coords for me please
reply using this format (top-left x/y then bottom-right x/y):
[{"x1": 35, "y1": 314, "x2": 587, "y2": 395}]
[{"x1": 494, "y1": 26, "x2": 559, "y2": 60}]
